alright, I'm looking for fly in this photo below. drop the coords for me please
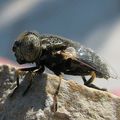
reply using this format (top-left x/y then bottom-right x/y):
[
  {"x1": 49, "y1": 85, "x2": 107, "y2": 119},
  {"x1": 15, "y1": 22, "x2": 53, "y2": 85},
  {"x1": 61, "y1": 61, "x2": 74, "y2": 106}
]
[{"x1": 11, "y1": 31, "x2": 118, "y2": 112}]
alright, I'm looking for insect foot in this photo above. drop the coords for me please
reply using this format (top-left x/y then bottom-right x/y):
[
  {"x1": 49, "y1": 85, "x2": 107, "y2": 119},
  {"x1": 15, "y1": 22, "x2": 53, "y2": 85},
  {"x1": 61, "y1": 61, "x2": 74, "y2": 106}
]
[{"x1": 0, "y1": 65, "x2": 120, "y2": 120}]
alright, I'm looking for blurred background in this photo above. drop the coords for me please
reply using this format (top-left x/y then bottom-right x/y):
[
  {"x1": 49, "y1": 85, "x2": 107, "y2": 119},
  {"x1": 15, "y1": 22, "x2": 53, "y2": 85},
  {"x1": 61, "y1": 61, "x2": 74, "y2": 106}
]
[{"x1": 0, "y1": 0, "x2": 120, "y2": 95}]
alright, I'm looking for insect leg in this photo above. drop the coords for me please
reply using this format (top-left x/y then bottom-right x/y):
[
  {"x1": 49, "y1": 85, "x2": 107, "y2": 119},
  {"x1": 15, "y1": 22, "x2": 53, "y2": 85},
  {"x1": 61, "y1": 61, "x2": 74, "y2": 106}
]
[
  {"x1": 51, "y1": 73, "x2": 62, "y2": 112},
  {"x1": 82, "y1": 76, "x2": 87, "y2": 83},
  {"x1": 87, "y1": 84, "x2": 107, "y2": 91},
  {"x1": 10, "y1": 66, "x2": 39, "y2": 97},
  {"x1": 35, "y1": 65, "x2": 45, "y2": 74},
  {"x1": 18, "y1": 66, "x2": 39, "y2": 71},
  {"x1": 84, "y1": 71, "x2": 96, "y2": 85},
  {"x1": 22, "y1": 66, "x2": 45, "y2": 96},
  {"x1": 82, "y1": 71, "x2": 107, "y2": 91}
]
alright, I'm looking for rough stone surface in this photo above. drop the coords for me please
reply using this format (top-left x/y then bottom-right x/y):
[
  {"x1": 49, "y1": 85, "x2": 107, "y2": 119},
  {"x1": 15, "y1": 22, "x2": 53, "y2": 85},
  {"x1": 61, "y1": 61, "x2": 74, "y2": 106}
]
[{"x1": 0, "y1": 65, "x2": 120, "y2": 120}]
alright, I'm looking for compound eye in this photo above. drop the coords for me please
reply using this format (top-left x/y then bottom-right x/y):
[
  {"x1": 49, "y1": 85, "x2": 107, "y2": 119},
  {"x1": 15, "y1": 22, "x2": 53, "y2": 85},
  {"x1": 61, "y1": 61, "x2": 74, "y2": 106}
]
[
  {"x1": 25, "y1": 42, "x2": 34, "y2": 53},
  {"x1": 29, "y1": 42, "x2": 34, "y2": 50},
  {"x1": 15, "y1": 41, "x2": 20, "y2": 46},
  {"x1": 12, "y1": 41, "x2": 21, "y2": 52}
]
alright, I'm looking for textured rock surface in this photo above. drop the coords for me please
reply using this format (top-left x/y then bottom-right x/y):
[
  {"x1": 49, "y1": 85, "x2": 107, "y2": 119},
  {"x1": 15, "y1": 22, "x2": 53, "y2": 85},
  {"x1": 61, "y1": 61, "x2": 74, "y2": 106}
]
[{"x1": 0, "y1": 65, "x2": 120, "y2": 120}]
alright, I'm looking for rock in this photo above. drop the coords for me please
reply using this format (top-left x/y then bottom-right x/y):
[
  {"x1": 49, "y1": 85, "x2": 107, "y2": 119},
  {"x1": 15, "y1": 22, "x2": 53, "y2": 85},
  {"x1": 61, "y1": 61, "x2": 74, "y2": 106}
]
[{"x1": 0, "y1": 65, "x2": 120, "y2": 120}]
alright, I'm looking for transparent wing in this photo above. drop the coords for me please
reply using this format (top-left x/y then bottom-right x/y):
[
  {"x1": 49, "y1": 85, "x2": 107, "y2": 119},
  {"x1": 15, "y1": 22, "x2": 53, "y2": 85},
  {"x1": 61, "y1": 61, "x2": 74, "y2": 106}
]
[{"x1": 76, "y1": 45, "x2": 118, "y2": 79}]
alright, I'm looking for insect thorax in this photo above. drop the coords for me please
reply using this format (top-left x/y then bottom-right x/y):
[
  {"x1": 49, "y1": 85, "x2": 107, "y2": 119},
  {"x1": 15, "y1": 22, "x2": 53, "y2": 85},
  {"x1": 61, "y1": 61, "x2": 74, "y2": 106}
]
[{"x1": 40, "y1": 34, "x2": 79, "y2": 52}]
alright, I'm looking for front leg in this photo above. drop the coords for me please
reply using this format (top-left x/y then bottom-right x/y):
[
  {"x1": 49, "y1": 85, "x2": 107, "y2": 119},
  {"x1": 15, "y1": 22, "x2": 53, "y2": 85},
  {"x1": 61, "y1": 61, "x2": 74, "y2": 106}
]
[
  {"x1": 10, "y1": 66, "x2": 39, "y2": 97},
  {"x1": 22, "y1": 65, "x2": 45, "y2": 96},
  {"x1": 15, "y1": 66, "x2": 39, "y2": 87}
]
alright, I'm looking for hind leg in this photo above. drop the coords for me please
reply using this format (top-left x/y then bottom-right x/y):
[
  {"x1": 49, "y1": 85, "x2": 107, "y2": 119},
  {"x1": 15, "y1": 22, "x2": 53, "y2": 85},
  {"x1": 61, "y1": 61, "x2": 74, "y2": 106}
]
[{"x1": 82, "y1": 71, "x2": 107, "y2": 91}]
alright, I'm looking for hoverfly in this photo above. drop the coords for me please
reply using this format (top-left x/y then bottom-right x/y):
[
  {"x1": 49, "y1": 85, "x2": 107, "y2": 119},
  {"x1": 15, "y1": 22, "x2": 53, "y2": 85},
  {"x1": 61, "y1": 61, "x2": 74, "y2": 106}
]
[{"x1": 12, "y1": 31, "x2": 118, "y2": 112}]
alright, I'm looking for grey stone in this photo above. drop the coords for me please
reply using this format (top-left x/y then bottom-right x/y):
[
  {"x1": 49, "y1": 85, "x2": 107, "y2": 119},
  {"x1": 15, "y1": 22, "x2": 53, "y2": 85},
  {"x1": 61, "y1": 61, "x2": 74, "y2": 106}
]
[{"x1": 0, "y1": 65, "x2": 120, "y2": 120}]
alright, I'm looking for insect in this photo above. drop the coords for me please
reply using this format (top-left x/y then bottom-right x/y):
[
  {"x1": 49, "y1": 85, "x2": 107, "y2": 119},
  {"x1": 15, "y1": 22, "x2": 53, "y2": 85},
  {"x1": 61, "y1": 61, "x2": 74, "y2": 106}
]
[{"x1": 12, "y1": 31, "x2": 117, "y2": 111}]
